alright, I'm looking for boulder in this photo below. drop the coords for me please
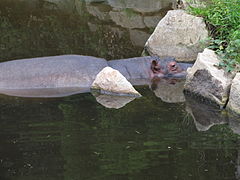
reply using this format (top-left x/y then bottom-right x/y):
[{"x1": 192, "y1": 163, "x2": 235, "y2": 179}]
[
  {"x1": 227, "y1": 73, "x2": 240, "y2": 114},
  {"x1": 91, "y1": 67, "x2": 141, "y2": 97},
  {"x1": 145, "y1": 10, "x2": 208, "y2": 62},
  {"x1": 184, "y1": 49, "x2": 234, "y2": 107}
]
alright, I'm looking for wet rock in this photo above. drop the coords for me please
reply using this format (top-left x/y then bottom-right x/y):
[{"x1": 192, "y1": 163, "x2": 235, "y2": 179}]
[
  {"x1": 86, "y1": 4, "x2": 111, "y2": 21},
  {"x1": 109, "y1": 11, "x2": 145, "y2": 29},
  {"x1": 93, "y1": 94, "x2": 135, "y2": 109},
  {"x1": 185, "y1": 96, "x2": 228, "y2": 131},
  {"x1": 144, "y1": 15, "x2": 164, "y2": 28},
  {"x1": 152, "y1": 78, "x2": 186, "y2": 103},
  {"x1": 91, "y1": 67, "x2": 141, "y2": 97},
  {"x1": 145, "y1": 10, "x2": 208, "y2": 61},
  {"x1": 108, "y1": 0, "x2": 172, "y2": 13},
  {"x1": 227, "y1": 73, "x2": 240, "y2": 114},
  {"x1": 129, "y1": 30, "x2": 150, "y2": 47},
  {"x1": 44, "y1": 0, "x2": 75, "y2": 12},
  {"x1": 184, "y1": 49, "x2": 234, "y2": 107}
]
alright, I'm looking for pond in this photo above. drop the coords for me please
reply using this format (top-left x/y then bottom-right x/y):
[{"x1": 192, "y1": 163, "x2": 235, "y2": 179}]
[{"x1": 0, "y1": 0, "x2": 240, "y2": 180}]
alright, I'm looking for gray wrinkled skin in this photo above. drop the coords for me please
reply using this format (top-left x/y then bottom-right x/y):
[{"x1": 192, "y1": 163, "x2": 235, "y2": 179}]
[
  {"x1": 108, "y1": 56, "x2": 154, "y2": 85},
  {"x1": 0, "y1": 55, "x2": 108, "y2": 97}
]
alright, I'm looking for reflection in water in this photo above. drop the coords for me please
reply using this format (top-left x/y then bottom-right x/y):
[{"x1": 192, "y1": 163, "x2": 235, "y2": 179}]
[
  {"x1": 151, "y1": 78, "x2": 186, "y2": 103},
  {"x1": 92, "y1": 93, "x2": 136, "y2": 109},
  {"x1": 185, "y1": 96, "x2": 228, "y2": 131},
  {"x1": 0, "y1": 89, "x2": 239, "y2": 180}
]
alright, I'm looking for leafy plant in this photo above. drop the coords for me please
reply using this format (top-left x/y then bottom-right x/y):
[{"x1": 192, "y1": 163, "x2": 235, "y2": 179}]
[{"x1": 188, "y1": 0, "x2": 240, "y2": 72}]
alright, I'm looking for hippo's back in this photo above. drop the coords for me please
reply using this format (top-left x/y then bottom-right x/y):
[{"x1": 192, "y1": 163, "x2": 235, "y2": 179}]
[
  {"x1": 0, "y1": 55, "x2": 108, "y2": 90},
  {"x1": 108, "y1": 56, "x2": 153, "y2": 79},
  {"x1": 108, "y1": 56, "x2": 153, "y2": 85}
]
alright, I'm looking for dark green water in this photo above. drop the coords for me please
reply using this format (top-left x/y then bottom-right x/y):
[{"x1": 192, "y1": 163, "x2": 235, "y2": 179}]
[
  {"x1": 1, "y1": 88, "x2": 240, "y2": 180},
  {"x1": 0, "y1": 0, "x2": 240, "y2": 180}
]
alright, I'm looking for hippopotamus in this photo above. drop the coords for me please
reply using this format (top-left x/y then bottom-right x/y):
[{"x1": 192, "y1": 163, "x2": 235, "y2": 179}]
[
  {"x1": 0, "y1": 55, "x2": 192, "y2": 97},
  {"x1": 109, "y1": 56, "x2": 192, "y2": 85}
]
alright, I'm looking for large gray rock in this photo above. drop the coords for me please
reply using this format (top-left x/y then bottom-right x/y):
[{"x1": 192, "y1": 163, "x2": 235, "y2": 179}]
[
  {"x1": 227, "y1": 73, "x2": 240, "y2": 114},
  {"x1": 109, "y1": 11, "x2": 145, "y2": 29},
  {"x1": 91, "y1": 67, "x2": 141, "y2": 97},
  {"x1": 145, "y1": 10, "x2": 208, "y2": 61},
  {"x1": 184, "y1": 49, "x2": 234, "y2": 107}
]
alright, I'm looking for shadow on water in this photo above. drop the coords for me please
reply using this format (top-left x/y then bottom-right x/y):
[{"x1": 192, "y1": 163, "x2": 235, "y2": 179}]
[{"x1": 1, "y1": 0, "x2": 240, "y2": 180}]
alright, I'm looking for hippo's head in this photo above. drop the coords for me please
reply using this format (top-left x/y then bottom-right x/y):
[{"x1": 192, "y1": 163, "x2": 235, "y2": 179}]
[{"x1": 150, "y1": 57, "x2": 183, "y2": 78}]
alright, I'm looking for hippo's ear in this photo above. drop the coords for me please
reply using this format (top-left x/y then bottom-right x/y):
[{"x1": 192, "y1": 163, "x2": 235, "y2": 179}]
[
  {"x1": 151, "y1": 60, "x2": 158, "y2": 66},
  {"x1": 151, "y1": 60, "x2": 161, "y2": 72}
]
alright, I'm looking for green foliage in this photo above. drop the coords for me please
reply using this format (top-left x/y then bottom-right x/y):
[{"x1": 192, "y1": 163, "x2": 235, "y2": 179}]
[{"x1": 189, "y1": 0, "x2": 240, "y2": 72}]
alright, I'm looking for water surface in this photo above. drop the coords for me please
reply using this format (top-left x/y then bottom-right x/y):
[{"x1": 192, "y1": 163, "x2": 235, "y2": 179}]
[
  {"x1": 0, "y1": 88, "x2": 240, "y2": 180},
  {"x1": 0, "y1": 1, "x2": 240, "y2": 180}
]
